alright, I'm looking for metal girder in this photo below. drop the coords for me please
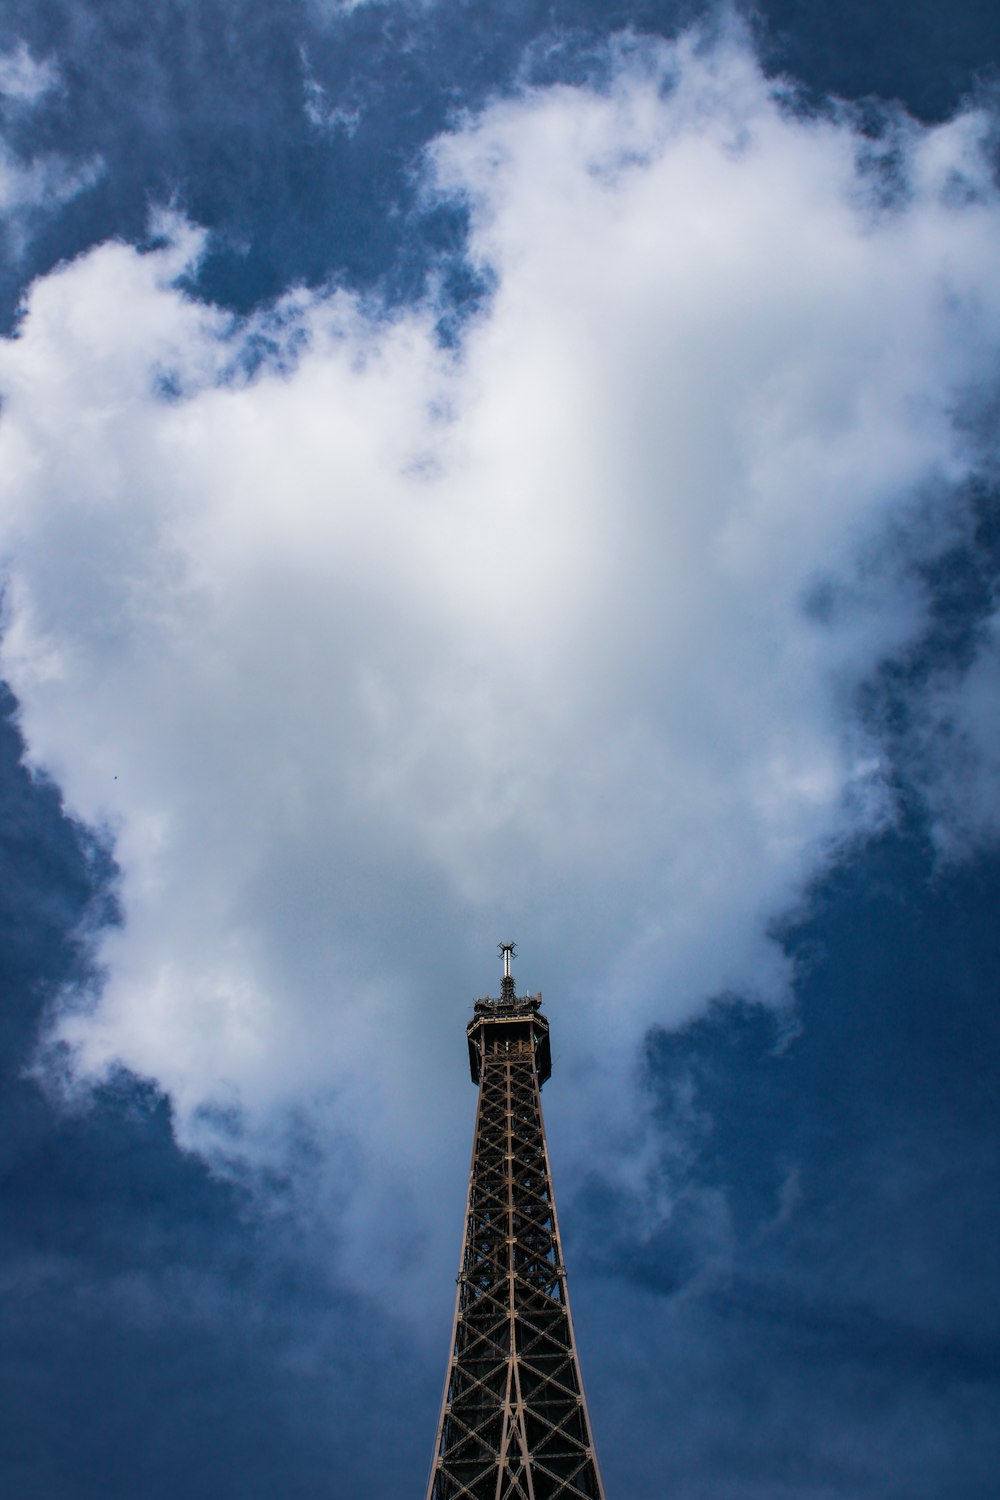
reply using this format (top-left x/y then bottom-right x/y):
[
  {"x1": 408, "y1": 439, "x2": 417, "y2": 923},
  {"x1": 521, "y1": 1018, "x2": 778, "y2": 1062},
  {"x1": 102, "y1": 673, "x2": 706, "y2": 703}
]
[{"x1": 426, "y1": 987, "x2": 606, "y2": 1500}]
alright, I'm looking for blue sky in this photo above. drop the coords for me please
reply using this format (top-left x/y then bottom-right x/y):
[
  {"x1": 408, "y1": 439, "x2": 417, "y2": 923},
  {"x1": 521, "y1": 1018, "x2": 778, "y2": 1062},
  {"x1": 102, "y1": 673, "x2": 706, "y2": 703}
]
[{"x1": 1, "y1": 3, "x2": 999, "y2": 1496}]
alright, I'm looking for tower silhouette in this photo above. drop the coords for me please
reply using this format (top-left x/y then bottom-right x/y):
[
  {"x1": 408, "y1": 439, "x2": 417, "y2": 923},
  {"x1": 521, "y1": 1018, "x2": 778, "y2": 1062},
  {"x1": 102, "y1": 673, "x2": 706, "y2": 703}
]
[{"x1": 425, "y1": 944, "x2": 606, "y2": 1500}]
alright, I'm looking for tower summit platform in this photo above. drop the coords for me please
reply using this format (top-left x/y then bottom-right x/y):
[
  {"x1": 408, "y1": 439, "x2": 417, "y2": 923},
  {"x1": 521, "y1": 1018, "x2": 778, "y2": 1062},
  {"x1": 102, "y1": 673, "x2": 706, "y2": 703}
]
[{"x1": 466, "y1": 942, "x2": 552, "y2": 1086}]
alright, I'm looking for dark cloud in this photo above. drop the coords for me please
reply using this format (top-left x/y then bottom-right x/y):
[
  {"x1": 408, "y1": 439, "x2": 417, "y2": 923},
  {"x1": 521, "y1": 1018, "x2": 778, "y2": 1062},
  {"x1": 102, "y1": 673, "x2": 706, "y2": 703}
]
[
  {"x1": 1, "y1": 701, "x2": 87, "y2": 1050},
  {"x1": 0, "y1": 690, "x2": 438, "y2": 1497},
  {"x1": 760, "y1": 0, "x2": 1000, "y2": 121},
  {"x1": 565, "y1": 831, "x2": 1000, "y2": 1496}
]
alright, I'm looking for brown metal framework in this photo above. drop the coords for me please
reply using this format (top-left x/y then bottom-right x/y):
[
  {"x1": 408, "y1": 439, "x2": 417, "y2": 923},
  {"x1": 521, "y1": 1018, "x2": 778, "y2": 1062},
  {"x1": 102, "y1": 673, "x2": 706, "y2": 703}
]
[{"x1": 426, "y1": 958, "x2": 606, "y2": 1500}]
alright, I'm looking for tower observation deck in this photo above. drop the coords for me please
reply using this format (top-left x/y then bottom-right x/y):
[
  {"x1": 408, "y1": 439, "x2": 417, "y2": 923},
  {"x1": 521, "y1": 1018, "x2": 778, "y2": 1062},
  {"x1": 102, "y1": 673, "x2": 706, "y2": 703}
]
[{"x1": 425, "y1": 945, "x2": 606, "y2": 1500}]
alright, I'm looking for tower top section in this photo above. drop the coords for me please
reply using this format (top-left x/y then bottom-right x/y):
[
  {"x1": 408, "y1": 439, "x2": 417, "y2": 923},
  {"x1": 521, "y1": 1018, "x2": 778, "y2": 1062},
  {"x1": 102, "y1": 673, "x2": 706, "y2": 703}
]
[
  {"x1": 499, "y1": 941, "x2": 516, "y2": 1003},
  {"x1": 467, "y1": 942, "x2": 551, "y2": 1085}
]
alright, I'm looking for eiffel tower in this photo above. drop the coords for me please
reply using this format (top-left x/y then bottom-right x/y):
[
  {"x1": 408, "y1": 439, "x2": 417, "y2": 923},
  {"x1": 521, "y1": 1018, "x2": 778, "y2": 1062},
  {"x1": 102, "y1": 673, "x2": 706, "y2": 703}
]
[{"x1": 425, "y1": 944, "x2": 606, "y2": 1500}]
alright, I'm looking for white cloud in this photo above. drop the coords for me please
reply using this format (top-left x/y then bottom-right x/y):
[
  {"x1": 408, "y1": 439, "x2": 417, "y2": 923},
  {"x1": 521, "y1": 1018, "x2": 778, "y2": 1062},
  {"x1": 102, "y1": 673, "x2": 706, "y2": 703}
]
[{"x1": 1, "y1": 29, "x2": 999, "y2": 1310}]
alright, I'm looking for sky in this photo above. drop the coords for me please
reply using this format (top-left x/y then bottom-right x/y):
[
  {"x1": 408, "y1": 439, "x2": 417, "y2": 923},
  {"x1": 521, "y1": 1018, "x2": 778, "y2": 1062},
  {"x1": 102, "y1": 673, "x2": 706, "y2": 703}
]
[{"x1": 0, "y1": 2, "x2": 999, "y2": 1497}]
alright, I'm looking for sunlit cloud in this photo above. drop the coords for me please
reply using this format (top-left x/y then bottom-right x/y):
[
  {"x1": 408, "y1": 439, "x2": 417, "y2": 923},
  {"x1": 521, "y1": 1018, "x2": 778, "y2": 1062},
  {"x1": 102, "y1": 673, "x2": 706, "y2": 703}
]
[{"x1": 2, "y1": 25, "x2": 999, "y2": 1308}]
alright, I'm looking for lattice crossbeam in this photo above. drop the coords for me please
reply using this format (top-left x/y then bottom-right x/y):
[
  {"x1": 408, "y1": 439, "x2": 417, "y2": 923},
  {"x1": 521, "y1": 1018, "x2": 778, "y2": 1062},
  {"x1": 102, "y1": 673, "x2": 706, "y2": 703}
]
[{"x1": 426, "y1": 995, "x2": 606, "y2": 1500}]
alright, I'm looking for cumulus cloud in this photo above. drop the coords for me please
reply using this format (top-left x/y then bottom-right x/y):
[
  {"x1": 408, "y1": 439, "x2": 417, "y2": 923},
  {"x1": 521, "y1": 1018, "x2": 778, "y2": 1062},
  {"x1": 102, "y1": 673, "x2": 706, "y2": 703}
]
[{"x1": 1, "y1": 29, "x2": 999, "y2": 1305}]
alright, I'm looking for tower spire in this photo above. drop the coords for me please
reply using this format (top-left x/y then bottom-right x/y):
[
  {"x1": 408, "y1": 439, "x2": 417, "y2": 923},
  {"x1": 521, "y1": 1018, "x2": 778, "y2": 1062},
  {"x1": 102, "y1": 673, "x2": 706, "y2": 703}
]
[
  {"x1": 425, "y1": 948, "x2": 606, "y2": 1500},
  {"x1": 499, "y1": 940, "x2": 517, "y2": 1004}
]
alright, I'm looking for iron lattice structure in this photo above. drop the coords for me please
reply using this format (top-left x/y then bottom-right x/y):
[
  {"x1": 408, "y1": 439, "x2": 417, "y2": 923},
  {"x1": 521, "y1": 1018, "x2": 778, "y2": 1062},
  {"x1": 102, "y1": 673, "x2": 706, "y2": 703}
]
[{"x1": 426, "y1": 947, "x2": 606, "y2": 1500}]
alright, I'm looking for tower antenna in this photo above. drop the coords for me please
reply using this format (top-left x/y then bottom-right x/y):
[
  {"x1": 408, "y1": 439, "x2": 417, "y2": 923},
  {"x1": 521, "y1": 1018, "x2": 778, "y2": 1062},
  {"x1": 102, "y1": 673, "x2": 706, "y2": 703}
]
[{"x1": 498, "y1": 941, "x2": 517, "y2": 1002}]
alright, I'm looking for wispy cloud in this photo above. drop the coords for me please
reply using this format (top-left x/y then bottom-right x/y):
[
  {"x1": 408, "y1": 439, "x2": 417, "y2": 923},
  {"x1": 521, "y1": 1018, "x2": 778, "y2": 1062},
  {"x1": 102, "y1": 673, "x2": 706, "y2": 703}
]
[
  {"x1": 300, "y1": 45, "x2": 363, "y2": 135},
  {"x1": 0, "y1": 42, "x2": 58, "y2": 105},
  {"x1": 0, "y1": 149, "x2": 102, "y2": 240},
  {"x1": 0, "y1": 40, "x2": 102, "y2": 259}
]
